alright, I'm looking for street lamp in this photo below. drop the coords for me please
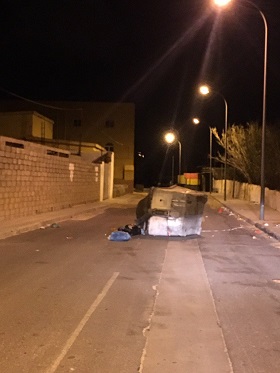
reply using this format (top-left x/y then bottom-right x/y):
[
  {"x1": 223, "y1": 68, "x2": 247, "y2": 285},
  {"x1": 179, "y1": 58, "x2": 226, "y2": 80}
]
[
  {"x1": 199, "y1": 84, "x2": 228, "y2": 201},
  {"x1": 214, "y1": 0, "x2": 232, "y2": 6},
  {"x1": 209, "y1": 127, "x2": 214, "y2": 194},
  {"x1": 213, "y1": 0, "x2": 268, "y2": 220},
  {"x1": 164, "y1": 131, "x2": 182, "y2": 177},
  {"x1": 191, "y1": 116, "x2": 214, "y2": 193}
]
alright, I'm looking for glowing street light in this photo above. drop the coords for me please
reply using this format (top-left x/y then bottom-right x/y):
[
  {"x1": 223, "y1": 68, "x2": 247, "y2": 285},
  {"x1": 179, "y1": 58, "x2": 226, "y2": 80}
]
[
  {"x1": 214, "y1": 0, "x2": 232, "y2": 6},
  {"x1": 199, "y1": 85, "x2": 210, "y2": 96},
  {"x1": 164, "y1": 132, "x2": 176, "y2": 145},
  {"x1": 213, "y1": 1, "x2": 267, "y2": 219},
  {"x1": 164, "y1": 131, "x2": 182, "y2": 177},
  {"x1": 199, "y1": 84, "x2": 228, "y2": 201},
  {"x1": 191, "y1": 116, "x2": 214, "y2": 193}
]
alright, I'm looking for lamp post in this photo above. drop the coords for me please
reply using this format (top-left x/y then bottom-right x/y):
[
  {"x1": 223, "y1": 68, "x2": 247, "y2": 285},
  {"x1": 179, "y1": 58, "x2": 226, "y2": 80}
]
[
  {"x1": 213, "y1": 0, "x2": 268, "y2": 220},
  {"x1": 209, "y1": 127, "x2": 214, "y2": 194},
  {"x1": 164, "y1": 131, "x2": 182, "y2": 178},
  {"x1": 191, "y1": 116, "x2": 214, "y2": 193},
  {"x1": 199, "y1": 85, "x2": 228, "y2": 201}
]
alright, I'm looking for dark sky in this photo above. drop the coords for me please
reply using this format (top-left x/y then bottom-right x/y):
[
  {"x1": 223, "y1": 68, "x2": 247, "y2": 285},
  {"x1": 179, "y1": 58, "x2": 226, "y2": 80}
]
[{"x1": 0, "y1": 1, "x2": 280, "y2": 185}]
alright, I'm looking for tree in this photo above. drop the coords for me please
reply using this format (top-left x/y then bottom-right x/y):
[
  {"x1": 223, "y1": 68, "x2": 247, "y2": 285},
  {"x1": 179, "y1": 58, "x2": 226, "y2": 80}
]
[{"x1": 212, "y1": 122, "x2": 280, "y2": 190}]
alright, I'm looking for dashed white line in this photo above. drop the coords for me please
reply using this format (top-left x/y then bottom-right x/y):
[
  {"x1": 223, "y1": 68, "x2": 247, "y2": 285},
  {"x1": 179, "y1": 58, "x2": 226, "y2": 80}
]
[{"x1": 46, "y1": 271, "x2": 119, "y2": 373}]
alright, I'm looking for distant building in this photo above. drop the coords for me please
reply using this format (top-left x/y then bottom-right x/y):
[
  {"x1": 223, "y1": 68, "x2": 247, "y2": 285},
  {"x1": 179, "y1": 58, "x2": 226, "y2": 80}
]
[
  {"x1": 0, "y1": 100, "x2": 135, "y2": 188},
  {"x1": 0, "y1": 111, "x2": 54, "y2": 140}
]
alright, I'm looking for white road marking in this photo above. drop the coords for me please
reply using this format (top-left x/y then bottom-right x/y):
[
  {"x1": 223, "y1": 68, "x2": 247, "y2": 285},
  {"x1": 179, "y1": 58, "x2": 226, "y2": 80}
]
[{"x1": 46, "y1": 271, "x2": 119, "y2": 373}]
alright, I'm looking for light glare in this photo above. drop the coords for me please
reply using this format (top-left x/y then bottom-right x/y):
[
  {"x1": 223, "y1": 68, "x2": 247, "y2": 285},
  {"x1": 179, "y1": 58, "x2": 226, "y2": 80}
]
[
  {"x1": 214, "y1": 0, "x2": 232, "y2": 6},
  {"x1": 164, "y1": 132, "x2": 176, "y2": 144},
  {"x1": 199, "y1": 85, "x2": 210, "y2": 95},
  {"x1": 193, "y1": 118, "x2": 200, "y2": 125}
]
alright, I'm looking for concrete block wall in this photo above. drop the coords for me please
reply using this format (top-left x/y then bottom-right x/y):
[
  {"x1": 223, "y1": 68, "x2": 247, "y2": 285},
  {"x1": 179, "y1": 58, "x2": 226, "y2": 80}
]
[
  {"x1": 213, "y1": 179, "x2": 280, "y2": 214},
  {"x1": 0, "y1": 136, "x2": 101, "y2": 221}
]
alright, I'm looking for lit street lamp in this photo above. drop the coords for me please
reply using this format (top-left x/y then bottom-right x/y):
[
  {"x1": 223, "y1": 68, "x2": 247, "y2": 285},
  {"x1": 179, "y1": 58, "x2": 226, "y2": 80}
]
[
  {"x1": 213, "y1": 0, "x2": 268, "y2": 220},
  {"x1": 199, "y1": 84, "x2": 228, "y2": 201},
  {"x1": 164, "y1": 131, "x2": 182, "y2": 177},
  {"x1": 214, "y1": 0, "x2": 231, "y2": 6},
  {"x1": 191, "y1": 116, "x2": 214, "y2": 193}
]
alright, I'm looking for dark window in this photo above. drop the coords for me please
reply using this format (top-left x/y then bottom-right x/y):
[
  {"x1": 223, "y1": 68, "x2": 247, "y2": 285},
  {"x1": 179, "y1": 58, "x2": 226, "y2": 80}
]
[
  {"x1": 74, "y1": 119, "x2": 81, "y2": 127},
  {"x1": 105, "y1": 143, "x2": 114, "y2": 152},
  {"x1": 105, "y1": 120, "x2": 115, "y2": 128},
  {"x1": 5, "y1": 141, "x2": 24, "y2": 149}
]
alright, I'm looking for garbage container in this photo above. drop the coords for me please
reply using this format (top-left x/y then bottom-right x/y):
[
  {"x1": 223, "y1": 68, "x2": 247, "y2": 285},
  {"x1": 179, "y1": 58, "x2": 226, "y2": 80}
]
[{"x1": 136, "y1": 185, "x2": 207, "y2": 236}]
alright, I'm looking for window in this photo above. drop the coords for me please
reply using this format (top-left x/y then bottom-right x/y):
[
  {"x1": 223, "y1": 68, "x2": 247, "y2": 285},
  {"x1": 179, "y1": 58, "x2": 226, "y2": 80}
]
[
  {"x1": 74, "y1": 119, "x2": 81, "y2": 127},
  {"x1": 105, "y1": 143, "x2": 114, "y2": 152},
  {"x1": 105, "y1": 120, "x2": 115, "y2": 128}
]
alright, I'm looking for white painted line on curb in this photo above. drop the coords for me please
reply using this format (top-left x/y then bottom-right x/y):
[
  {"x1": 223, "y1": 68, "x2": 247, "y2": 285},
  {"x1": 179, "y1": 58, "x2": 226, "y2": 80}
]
[{"x1": 46, "y1": 271, "x2": 119, "y2": 373}]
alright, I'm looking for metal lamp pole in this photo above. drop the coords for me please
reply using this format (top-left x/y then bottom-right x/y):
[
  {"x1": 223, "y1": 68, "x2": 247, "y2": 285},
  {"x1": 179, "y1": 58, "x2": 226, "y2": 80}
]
[
  {"x1": 222, "y1": 96, "x2": 228, "y2": 201},
  {"x1": 178, "y1": 140, "x2": 182, "y2": 176},
  {"x1": 209, "y1": 127, "x2": 213, "y2": 194},
  {"x1": 199, "y1": 85, "x2": 228, "y2": 200},
  {"x1": 164, "y1": 131, "x2": 182, "y2": 182},
  {"x1": 213, "y1": 0, "x2": 268, "y2": 219},
  {"x1": 171, "y1": 155, "x2": 175, "y2": 184},
  {"x1": 256, "y1": 8, "x2": 268, "y2": 220}
]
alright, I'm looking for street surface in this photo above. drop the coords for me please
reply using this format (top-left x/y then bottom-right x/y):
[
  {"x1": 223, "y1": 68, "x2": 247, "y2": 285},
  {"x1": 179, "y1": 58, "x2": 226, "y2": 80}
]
[
  {"x1": 0, "y1": 194, "x2": 280, "y2": 372},
  {"x1": 201, "y1": 198, "x2": 280, "y2": 373}
]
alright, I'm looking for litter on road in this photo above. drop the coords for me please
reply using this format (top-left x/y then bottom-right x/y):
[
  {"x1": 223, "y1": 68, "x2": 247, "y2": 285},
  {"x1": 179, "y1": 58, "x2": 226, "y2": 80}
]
[
  {"x1": 50, "y1": 223, "x2": 60, "y2": 228},
  {"x1": 108, "y1": 231, "x2": 131, "y2": 241},
  {"x1": 118, "y1": 224, "x2": 142, "y2": 236}
]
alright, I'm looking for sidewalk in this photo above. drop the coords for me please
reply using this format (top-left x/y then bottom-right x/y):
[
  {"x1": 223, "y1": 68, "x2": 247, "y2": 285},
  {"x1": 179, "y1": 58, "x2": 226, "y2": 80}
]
[{"x1": 210, "y1": 193, "x2": 280, "y2": 241}]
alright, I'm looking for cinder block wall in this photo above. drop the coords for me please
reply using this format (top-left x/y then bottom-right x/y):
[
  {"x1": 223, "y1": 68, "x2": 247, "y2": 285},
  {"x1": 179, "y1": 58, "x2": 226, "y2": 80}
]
[
  {"x1": 0, "y1": 136, "x2": 100, "y2": 221},
  {"x1": 213, "y1": 179, "x2": 280, "y2": 213}
]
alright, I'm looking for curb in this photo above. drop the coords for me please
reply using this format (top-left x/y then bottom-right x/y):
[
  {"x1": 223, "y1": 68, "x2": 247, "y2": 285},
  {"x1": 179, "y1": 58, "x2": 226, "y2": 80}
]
[
  {"x1": 210, "y1": 195, "x2": 280, "y2": 242},
  {"x1": 0, "y1": 205, "x2": 108, "y2": 240},
  {"x1": 0, "y1": 193, "x2": 143, "y2": 240},
  {"x1": 255, "y1": 223, "x2": 280, "y2": 242}
]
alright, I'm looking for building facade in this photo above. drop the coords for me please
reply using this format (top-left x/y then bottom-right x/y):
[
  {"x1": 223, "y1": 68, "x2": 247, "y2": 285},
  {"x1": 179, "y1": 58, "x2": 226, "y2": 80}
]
[{"x1": 0, "y1": 100, "x2": 135, "y2": 187}]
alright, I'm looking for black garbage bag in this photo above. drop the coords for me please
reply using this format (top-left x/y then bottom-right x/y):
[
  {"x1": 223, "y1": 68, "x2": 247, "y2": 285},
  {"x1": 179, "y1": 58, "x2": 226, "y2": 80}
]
[{"x1": 118, "y1": 224, "x2": 142, "y2": 236}]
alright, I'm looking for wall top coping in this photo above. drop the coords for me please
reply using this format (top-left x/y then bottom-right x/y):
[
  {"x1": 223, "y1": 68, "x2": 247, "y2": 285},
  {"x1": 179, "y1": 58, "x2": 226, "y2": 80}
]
[
  {"x1": 0, "y1": 136, "x2": 70, "y2": 155},
  {"x1": 36, "y1": 138, "x2": 105, "y2": 151}
]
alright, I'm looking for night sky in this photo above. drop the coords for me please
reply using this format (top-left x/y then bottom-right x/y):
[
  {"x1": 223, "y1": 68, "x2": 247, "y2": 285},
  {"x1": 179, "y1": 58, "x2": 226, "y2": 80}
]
[{"x1": 0, "y1": 1, "x2": 280, "y2": 186}]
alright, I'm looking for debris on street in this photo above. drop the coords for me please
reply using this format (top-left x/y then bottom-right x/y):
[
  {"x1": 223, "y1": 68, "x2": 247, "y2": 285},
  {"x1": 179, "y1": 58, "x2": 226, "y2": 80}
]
[
  {"x1": 118, "y1": 224, "x2": 142, "y2": 236},
  {"x1": 50, "y1": 223, "x2": 60, "y2": 228},
  {"x1": 108, "y1": 231, "x2": 131, "y2": 241}
]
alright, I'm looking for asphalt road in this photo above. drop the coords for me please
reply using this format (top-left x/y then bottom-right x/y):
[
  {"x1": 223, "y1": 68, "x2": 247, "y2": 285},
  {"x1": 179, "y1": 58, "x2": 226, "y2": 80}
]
[
  {"x1": 201, "y1": 199, "x2": 280, "y2": 373},
  {"x1": 1, "y1": 195, "x2": 280, "y2": 372}
]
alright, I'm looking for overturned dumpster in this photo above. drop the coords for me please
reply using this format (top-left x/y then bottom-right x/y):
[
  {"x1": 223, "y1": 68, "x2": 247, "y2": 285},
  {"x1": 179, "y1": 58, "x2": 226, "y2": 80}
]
[{"x1": 136, "y1": 186, "x2": 207, "y2": 236}]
